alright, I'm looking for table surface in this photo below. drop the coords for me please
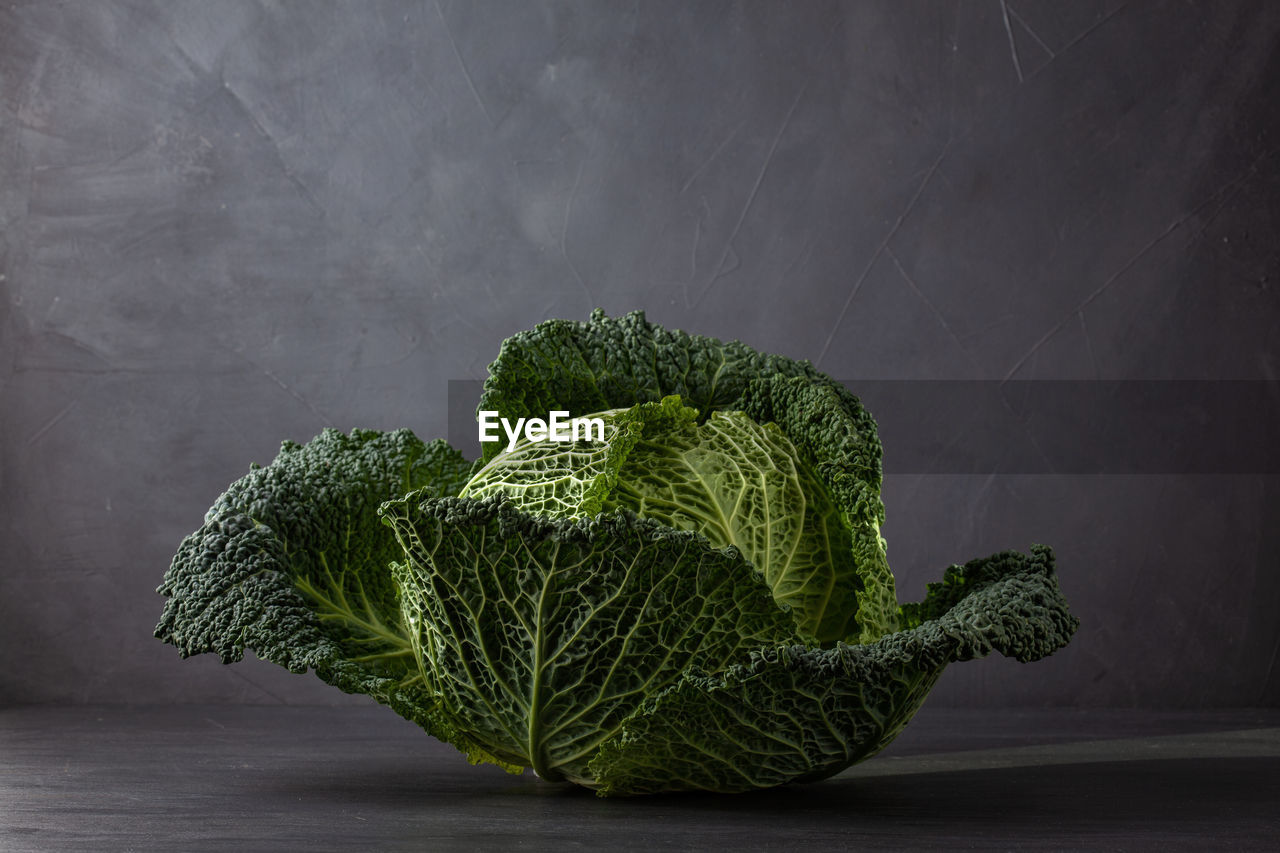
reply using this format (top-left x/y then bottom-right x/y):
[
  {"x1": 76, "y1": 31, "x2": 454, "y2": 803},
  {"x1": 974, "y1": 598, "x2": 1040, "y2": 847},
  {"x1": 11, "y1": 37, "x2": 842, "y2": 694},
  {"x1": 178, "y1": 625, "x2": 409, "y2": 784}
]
[{"x1": 3, "y1": 703, "x2": 1277, "y2": 851}]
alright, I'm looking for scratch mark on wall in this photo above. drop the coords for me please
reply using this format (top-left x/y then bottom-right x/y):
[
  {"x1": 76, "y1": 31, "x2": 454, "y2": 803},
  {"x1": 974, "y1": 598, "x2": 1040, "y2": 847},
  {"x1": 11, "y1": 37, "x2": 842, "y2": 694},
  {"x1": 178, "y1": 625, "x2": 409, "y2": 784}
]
[
  {"x1": 562, "y1": 141, "x2": 595, "y2": 305},
  {"x1": 782, "y1": 233, "x2": 817, "y2": 280},
  {"x1": 887, "y1": 246, "x2": 984, "y2": 373},
  {"x1": 975, "y1": 470, "x2": 999, "y2": 504},
  {"x1": 1003, "y1": 145, "x2": 1277, "y2": 381},
  {"x1": 959, "y1": 313, "x2": 1016, "y2": 342},
  {"x1": 817, "y1": 141, "x2": 952, "y2": 367},
  {"x1": 692, "y1": 83, "x2": 806, "y2": 307},
  {"x1": 1190, "y1": 147, "x2": 1276, "y2": 241},
  {"x1": 999, "y1": 1, "x2": 1025, "y2": 83},
  {"x1": 216, "y1": 341, "x2": 334, "y2": 426},
  {"x1": 26, "y1": 399, "x2": 78, "y2": 446},
  {"x1": 259, "y1": 365, "x2": 334, "y2": 426},
  {"x1": 1007, "y1": 4, "x2": 1055, "y2": 58},
  {"x1": 690, "y1": 202, "x2": 705, "y2": 282},
  {"x1": 680, "y1": 121, "x2": 745, "y2": 194},
  {"x1": 166, "y1": 24, "x2": 210, "y2": 79},
  {"x1": 222, "y1": 78, "x2": 326, "y2": 218},
  {"x1": 435, "y1": 0, "x2": 493, "y2": 125},
  {"x1": 1027, "y1": 3, "x2": 1130, "y2": 82}
]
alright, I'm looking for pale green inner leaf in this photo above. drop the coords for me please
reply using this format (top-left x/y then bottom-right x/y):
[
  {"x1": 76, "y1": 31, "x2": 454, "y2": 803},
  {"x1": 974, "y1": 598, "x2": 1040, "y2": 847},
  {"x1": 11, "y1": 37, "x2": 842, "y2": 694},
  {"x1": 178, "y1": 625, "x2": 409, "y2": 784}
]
[
  {"x1": 463, "y1": 397, "x2": 862, "y2": 643},
  {"x1": 602, "y1": 410, "x2": 861, "y2": 643}
]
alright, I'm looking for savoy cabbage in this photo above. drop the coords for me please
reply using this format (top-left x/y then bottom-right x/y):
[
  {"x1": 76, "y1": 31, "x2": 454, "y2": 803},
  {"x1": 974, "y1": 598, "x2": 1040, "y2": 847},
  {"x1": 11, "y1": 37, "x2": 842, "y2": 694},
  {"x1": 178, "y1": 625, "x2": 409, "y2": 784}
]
[{"x1": 156, "y1": 309, "x2": 1077, "y2": 795}]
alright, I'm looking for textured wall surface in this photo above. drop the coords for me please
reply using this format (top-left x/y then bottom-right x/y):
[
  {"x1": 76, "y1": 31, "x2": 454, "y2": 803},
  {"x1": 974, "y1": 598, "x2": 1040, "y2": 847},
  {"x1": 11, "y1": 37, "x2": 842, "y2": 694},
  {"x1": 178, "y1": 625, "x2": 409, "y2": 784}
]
[{"x1": 2, "y1": 1, "x2": 1277, "y2": 708}]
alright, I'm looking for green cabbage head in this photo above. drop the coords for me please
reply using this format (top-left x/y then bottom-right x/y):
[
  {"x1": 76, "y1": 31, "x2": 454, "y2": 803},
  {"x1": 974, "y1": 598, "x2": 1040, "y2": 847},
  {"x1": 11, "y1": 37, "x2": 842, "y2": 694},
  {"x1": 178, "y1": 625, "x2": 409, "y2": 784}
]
[{"x1": 156, "y1": 310, "x2": 1077, "y2": 795}]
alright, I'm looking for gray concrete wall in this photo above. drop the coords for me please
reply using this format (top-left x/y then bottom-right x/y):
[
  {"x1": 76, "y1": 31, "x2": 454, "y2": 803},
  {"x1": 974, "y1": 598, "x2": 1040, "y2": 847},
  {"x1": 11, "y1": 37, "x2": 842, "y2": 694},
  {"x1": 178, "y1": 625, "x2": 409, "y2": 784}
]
[{"x1": 2, "y1": 1, "x2": 1277, "y2": 708}]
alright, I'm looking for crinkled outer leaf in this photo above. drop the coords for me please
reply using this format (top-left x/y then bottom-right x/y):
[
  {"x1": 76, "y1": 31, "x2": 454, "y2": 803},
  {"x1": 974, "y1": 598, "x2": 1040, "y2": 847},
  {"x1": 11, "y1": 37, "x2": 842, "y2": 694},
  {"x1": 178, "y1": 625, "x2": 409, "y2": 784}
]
[
  {"x1": 154, "y1": 428, "x2": 495, "y2": 759},
  {"x1": 460, "y1": 397, "x2": 696, "y2": 519},
  {"x1": 601, "y1": 407, "x2": 863, "y2": 644},
  {"x1": 377, "y1": 493, "x2": 801, "y2": 785},
  {"x1": 737, "y1": 375, "x2": 899, "y2": 644},
  {"x1": 478, "y1": 309, "x2": 844, "y2": 463},
  {"x1": 589, "y1": 545, "x2": 1078, "y2": 796}
]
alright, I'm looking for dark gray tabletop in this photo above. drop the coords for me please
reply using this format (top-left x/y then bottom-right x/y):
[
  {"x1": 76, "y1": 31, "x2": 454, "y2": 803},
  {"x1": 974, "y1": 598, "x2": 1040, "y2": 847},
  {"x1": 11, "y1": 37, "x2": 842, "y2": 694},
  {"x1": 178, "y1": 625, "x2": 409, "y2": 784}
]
[{"x1": 3, "y1": 704, "x2": 1277, "y2": 851}]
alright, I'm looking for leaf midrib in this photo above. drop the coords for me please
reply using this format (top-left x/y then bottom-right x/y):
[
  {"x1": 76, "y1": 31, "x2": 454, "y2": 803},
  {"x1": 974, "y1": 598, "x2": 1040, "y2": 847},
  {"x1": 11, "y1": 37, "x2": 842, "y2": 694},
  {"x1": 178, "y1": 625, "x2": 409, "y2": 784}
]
[{"x1": 527, "y1": 539, "x2": 560, "y2": 781}]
